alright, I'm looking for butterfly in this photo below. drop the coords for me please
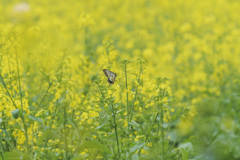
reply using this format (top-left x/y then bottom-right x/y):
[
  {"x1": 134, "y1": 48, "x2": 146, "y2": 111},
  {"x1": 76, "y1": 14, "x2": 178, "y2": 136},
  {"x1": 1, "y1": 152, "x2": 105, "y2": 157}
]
[{"x1": 103, "y1": 69, "x2": 117, "y2": 85}]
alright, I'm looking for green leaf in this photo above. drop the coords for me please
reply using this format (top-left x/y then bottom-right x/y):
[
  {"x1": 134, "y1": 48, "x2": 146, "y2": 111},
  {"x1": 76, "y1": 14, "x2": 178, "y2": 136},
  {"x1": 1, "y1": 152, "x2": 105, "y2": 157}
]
[
  {"x1": 11, "y1": 109, "x2": 20, "y2": 119},
  {"x1": 171, "y1": 109, "x2": 181, "y2": 121},
  {"x1": 21, "y1": 154, "x2": 30, "y2": 160},
  {"x1": 77, "y1": 140, "x2": 111, "y2": 154},
  {"x1": 28, "y1": 115, "x2": 43, "y2": 124},
  {"x1": 95, "y1": 122, "x2": 111, "y2": 130},
  {"x1": 179, "y1": 142, "x2": 193, "y2": 152},
  {"x1": 71, "y1": 154, "x2": 88, "y2": 160},
  {"x1": 161, "y1": 122, "x2": 169, "y2": 128},
  {"x1": 132, "y1": 153, "x2": 139, "y2": 160},
  {"x1": 0, "y1": 152, "x2": 21, "y2": 160},
  {"x1": 41, "y1": 152, "x2": 58, "y2": 160},
  {"x1": 129, "y1": 142, "x2": 145, "y2": 154},
  {"x1": 129, "y1": 120, "x2": 140, "y2": 128},
  {"x1": 116, "y1": 130, "x2": 125, "y2": 137},
  {"x1": 163, "y1": 104, "x2": 172, "y2": 110},
  {"x1": 181, "y1": 148, "x2": 189, "y2": 160},
  {"x1": 37, "y1": 129, "x2": 54, "y2": 145}
]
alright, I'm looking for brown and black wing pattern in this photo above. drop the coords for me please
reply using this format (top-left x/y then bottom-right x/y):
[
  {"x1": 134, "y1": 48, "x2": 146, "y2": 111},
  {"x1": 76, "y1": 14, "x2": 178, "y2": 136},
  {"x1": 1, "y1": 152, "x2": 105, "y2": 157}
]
[{"x1": 103, "y1": 69, "x2": 117, "y2": 85}]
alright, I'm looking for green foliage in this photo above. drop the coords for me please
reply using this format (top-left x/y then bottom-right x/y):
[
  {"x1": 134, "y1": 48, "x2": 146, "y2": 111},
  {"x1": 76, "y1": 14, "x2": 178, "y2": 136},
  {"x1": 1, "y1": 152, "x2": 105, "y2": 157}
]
[
  {"x1": 77, "y1": 140, "x2": 111, "y2": 154},
  {"x1": 11, "y1": 109, "x2": 20, "y2": 119},
  {"x1": 0, "y1": 152, "x2": 21, "y2": 160}
]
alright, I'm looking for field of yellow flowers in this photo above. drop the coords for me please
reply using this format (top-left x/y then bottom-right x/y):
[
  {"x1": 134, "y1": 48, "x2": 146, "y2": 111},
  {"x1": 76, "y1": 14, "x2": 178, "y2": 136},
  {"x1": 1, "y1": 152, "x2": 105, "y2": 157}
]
[{"x1": 1, "y1": 0, "x2": 240, "y2": 160}]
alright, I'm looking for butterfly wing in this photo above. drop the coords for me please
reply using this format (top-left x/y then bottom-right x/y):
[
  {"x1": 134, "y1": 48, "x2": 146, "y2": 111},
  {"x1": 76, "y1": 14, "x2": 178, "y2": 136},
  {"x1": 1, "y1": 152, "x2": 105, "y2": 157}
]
[
  {"x1": 103, "y1": 69, "x2": 116, "y2": 77},
  {"x1": 103, "y1": 69, "x2": 109, "y2": 77},
  {"x1": 103, "y1": 69, "x2": 117, "y2": 84},
  {"x1": 111, "y1": 72, "x2": 117, "y2": 81}
]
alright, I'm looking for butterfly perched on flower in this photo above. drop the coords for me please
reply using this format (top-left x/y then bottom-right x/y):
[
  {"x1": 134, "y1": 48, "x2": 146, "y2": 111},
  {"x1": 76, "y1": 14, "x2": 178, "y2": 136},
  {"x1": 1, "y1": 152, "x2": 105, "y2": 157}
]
[{"x1": 103, "y1": 69, "x2": 117, "y2": 85}]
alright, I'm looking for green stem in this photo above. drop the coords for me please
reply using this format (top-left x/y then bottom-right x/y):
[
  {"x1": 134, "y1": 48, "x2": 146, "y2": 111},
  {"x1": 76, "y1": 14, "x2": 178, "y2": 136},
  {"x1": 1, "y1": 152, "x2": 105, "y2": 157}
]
[
  {"x1": 96, "y1": 83, "x2": 114, "y2": 154},
  {"x1": 42, "y1": 100, "x2": 59, "y2": 157},
  {"x1": 161, "y1": 90, "x2": 165, "y2": 160},
  {"x1": 7, "y1": 57, "x2": 13, "y2": 96},
  {"x1": 130, "y1": 65, "x2": 141, "y2": 121},
  {"x1": 138, "y1": 113, "x2": 158, "y2": 155},
  {"x1": 0, "y1": 137, "x2": 5, "y2": 160},
  {"x1": 164, "y1": 121, "x2": 172, "y2": 140},
  {"x1": 2, "y1": 112, "x2": 9, "y2": 151},
  {"x1": 0, "y1": 132, "x2": 23, "y2": 157},
  {"x1": 0, "y1": 74, "x2": 18, "y2": 109},
  {"x1": 15, "y1": 45, "x2": 30, "y2": 156},
  {"x1": 35, "y1": 57, "x2": 64, "y2": 116},
  {"x1": 145, "y1": 113, "x2": 158, "y2": 142},
  {"x1": 97, "y1": 83, "x2": 107, "y2": 119},
  {"x1": 63, "y1": 88, "x2": 68, "y2": 160},
  {"x1": 125, "y1": 65, "x2": 129, "y2": 149},
  {"x1": 167, "y1": 128, "x2": 180, "y2": 156},
  {"x1": 64, "y1": 106, "x2": 68, "y2": 160},
  {"x1": 0, "y1": 73, "x2": 30, "y2": 157},
  {"x1": 33, "y1": 82, "x2": 52, "y2": 115},
  {"x1": 157, "y1": 97, "x2": 160, "y2": 158},
  {"x1": 0, "y1": 152, "x2": 4, "y2": 160},
  {"x1": 41, "y1": 101, "x2": 63, "y2": 160},
  {"x1": 112, "y1": 108, "x2": 120, "y2": 159},
  {"x1": 15, "y1": 46, "x2": 23, "y2": 114},
  {"x1": 31, "y1": 127, "x2": 34, "y2": 158}
]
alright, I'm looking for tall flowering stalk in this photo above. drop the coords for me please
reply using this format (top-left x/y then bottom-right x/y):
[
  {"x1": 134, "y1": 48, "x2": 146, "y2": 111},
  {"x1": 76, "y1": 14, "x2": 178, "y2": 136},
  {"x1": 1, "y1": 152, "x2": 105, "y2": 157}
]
[
  {"x1": 120, "y1": 59, "x2": 131, "y2": 150},
  {"x1": 160, "y1": 89, "x2": 165, "y2": 159},
  {"x1": 155, "y1": 77, "x2": 171, "y2": 159},
  {"x1": 130, "y1": 59, "x2": 145, "y2": 121},
  {"x1": 63, "y1": 97, "x2": 70, "y2": 160},
  {"x1": 6, "y1": 31, "x2": 30, "y2": 156},
  {"x1": 95, "y1": 79, "x2": 120, "y2": 159}
]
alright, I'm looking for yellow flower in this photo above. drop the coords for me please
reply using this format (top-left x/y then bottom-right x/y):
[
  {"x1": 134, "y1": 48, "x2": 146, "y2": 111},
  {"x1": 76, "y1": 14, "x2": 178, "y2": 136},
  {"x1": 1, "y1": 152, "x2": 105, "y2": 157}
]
[{"x1": 170, "y1": 108, "x2": 175, "y2": 112}]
